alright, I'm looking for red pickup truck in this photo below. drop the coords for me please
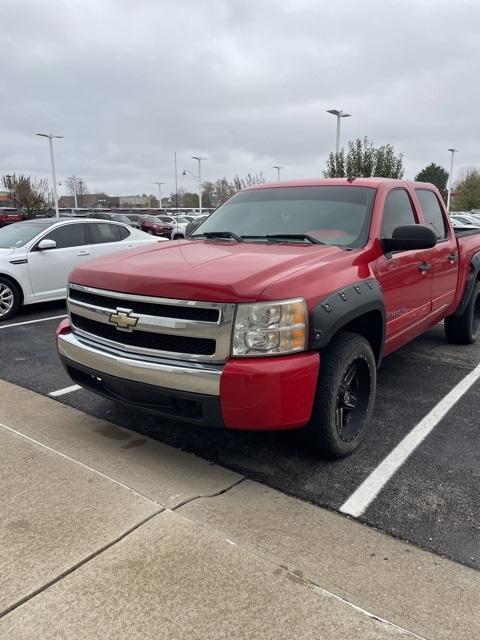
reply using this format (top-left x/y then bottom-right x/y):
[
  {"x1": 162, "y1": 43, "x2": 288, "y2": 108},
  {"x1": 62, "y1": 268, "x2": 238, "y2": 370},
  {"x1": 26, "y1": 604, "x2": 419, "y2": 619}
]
[{"x1": 56, "y1": 178, "x2": 480, "y2": 457}]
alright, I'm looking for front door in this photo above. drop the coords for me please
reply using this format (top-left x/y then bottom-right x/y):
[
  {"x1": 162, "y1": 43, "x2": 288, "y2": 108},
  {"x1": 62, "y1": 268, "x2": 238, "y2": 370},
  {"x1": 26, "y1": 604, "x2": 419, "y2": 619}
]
[
  {"x1": 376, "y1": 188, "x2": 433, "y2": 354},
  {"x1": 28, "y1": 223, "x2": 91, "y2": 299}
]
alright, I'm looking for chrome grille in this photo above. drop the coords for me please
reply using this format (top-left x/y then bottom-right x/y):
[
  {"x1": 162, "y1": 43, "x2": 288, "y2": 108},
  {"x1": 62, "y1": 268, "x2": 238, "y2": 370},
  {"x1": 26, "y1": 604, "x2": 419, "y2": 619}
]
[{"x1": 67, "y1": 284, "x2": 235, "y2": 363}]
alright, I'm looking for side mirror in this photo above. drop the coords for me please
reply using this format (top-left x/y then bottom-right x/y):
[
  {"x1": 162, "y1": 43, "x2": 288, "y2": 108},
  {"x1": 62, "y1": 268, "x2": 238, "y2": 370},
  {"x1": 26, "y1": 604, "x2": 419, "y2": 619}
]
[
  {"x1": 37, "y1": 238, "x2": 57, "y2": 251},
  {"x1": 382, "y1": 224, "x2": 437, "y2": 253}
]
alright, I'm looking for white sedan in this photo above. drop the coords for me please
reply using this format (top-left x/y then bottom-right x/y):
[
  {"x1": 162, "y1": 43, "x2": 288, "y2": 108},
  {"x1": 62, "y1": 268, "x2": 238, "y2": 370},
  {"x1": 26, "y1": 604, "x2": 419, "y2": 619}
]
[{"x1": 0, "y1": 218, "x2": 165, "y2": 321}]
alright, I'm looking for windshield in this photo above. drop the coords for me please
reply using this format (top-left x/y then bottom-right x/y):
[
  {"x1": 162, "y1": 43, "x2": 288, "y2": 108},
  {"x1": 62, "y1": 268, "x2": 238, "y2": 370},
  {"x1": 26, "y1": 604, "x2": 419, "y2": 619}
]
[
  {"x1": 176, "y1": 217, "x2": 190, "y2": 223},
  {"x1": 0, "y1": 221, "x2": 53, "y2": 248},
  {"x1": 112, "y1": 214, "x2": 131, "y2": 223},
  {"x1": 141, "y1": 215, "x2": 158, "y2": 222},
  {"x1": 192, "y1": 186, "x2": 376, "y2": 247}
]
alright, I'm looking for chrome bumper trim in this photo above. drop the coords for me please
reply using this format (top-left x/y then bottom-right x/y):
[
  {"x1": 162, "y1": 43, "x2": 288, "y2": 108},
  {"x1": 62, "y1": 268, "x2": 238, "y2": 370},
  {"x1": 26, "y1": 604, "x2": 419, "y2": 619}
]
[{"x1": 58, "y1": 331, "x2": 222, "y2": 396}]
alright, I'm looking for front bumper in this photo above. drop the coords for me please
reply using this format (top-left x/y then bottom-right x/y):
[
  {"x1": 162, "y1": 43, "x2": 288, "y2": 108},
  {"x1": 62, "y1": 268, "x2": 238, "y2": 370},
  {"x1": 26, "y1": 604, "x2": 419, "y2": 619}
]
[{"x1": 57, "y1": 326, "x2": 320, "y2": 431}]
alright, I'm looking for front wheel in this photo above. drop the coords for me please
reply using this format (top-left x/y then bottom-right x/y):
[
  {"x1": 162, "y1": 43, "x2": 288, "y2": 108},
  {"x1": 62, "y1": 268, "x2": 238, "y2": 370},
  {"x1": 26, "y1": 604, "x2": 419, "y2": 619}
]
[
  {"x1": 306, "y1": 332, "x2": 376, "y2": 458},
  {"x1": 445, "y1": 281, "x2": 480, "y2": 345},
  {"x1": 0, "y1": 277, "x2": 21, "y2": 322}
]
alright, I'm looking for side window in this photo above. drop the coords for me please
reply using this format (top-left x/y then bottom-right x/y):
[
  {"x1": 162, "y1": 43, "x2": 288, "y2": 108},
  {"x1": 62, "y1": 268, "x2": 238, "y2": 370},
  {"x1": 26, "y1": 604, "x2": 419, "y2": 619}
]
[
  {"x1": 415, "y1": 189, "x2": 448, "y2": 239},
  {"x1": 39, "y1": 223, "x2": 87, "y2": 249},
  {"x1": 381, "y1": 189, "x2": 417, "y2": 238},
  {"x1": 89, "y1": 223, "x2": 130, "y2": 244}
]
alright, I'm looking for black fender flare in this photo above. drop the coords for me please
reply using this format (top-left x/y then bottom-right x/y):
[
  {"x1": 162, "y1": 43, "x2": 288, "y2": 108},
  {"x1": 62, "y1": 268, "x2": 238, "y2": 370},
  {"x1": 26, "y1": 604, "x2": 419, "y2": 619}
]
[
  {"x1": 453, "y1": 251, "x2": 480, "y2": 317},
  {"x1": 309, "y1": 279, "x2": 386, "y2": 361}
]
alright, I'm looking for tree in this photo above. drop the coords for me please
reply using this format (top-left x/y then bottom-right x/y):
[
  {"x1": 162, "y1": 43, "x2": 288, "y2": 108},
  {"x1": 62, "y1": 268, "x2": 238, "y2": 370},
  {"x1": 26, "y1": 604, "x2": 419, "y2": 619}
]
[
  {"x1": 451, "y1": 167, "x2": 480, "y2": 211},
  {"x1": 2, "y1": 173, "x2": 51, "y2": 217},
  {"x1": 65, "y1": 176, "x2": 88, "y2": 199},
  {"x1": 183, "y1": 192, "x2": 199, "y2": 208},
  {"x1": 415, "y1": 163, "x2": 449, "y2": 201},
  {"x1": 146, "y1": 195, "x2": 159, "y2": 208},
  {"x1": 233, "y1": 172, "x2": 266, "y2": 190},
  {"x1": 324, "y1": 137, "x2": 404, "y2": 179}
]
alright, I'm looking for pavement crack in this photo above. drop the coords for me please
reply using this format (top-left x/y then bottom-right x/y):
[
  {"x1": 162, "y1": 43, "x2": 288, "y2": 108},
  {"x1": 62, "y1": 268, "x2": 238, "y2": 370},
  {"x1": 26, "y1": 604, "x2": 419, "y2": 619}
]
[
  {"x1": 170, "y1": 476, "x2": 246, "y2": 510},
  {"x1": 0, "y1": 508, "x2": 164, "y2": 621}
]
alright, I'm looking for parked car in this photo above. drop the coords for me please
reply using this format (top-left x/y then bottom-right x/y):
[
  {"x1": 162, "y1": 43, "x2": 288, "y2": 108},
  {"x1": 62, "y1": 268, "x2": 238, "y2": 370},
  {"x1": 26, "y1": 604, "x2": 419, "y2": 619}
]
[
  {"x1": 450, "y1": 213, "x2": 480, "y2": 227},
  {"x1": 168, "y1": 216, "x2": 194, "y2": 239},
  {"x1": 0, "y1": 208, "x2": 22, "y2": 227},
  {"x1": 86, "y1": 212, "x2": 140, "y2": 228},
  {"x1": 185, "y1": 215, "x2": 209, "y2": 237},
  {"x1": 0, "y1": 218, "x2": 164, "y2": 321},
  {"x1": 57, "y1": 178, "x2": 480, "y2": 458},
  {"x1": 137, "y1": 215, "x2": 173, "y2": 238}
]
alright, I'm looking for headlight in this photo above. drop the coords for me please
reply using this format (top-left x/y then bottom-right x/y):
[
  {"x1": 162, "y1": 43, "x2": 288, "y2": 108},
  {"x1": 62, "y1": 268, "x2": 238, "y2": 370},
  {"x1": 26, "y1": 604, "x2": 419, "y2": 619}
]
[{"x1": 232, "y1": 298, "x2": 307, "y2": 357}]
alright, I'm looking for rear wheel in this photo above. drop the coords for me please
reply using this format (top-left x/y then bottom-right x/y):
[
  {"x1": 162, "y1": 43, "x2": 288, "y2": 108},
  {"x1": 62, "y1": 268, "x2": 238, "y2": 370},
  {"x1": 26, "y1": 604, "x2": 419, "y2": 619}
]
[
  {"x1": 445, "y1": 281, "x2": 480, "y2": 345},
  {"x1": 0, "y1": 277, "x2": 20, "y2": 322},
  {"x1": 306, "y1": 332, "x2": 376, "y2": 458}
]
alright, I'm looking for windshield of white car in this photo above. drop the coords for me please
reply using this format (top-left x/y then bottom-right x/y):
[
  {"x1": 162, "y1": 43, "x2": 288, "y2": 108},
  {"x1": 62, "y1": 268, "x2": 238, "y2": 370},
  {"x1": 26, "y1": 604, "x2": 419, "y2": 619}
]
[
  {"x1": 0, "y1": 221, "x2": 54, "y2": 248},
  {"x1": 192, "y1": 186, "x2": 376, "y2": 248}
]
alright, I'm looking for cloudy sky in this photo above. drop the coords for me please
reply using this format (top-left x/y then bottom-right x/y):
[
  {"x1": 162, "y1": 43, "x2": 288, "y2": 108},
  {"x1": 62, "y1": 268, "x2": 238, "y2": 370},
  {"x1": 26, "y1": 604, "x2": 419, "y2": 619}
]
[{"x1": 1, "y1": 0, "x2": 479, "y2": 198}]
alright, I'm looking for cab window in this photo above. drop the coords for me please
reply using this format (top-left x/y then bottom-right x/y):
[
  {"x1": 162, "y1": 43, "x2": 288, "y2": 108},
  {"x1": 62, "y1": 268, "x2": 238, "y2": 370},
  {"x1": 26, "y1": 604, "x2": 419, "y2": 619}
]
[
  {"x1": 381, "y1": 189, "x2": 417, "y2": 238},
  {"x1": 415, "y1": 189, "x2": 448, "y2": 239}
]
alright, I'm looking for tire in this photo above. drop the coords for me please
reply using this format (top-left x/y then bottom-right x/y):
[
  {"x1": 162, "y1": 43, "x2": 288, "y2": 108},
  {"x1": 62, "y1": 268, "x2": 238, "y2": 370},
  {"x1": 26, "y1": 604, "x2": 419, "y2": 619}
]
[
  {"x1": 0, "y1": 277, "x2": 21, "y2": 322},
  {"x1": 306, "y1": 332, "x2": 376, "y2": 458},
  {"x1": 445, "y1": 281, "x2": 480, "y2": 345}
]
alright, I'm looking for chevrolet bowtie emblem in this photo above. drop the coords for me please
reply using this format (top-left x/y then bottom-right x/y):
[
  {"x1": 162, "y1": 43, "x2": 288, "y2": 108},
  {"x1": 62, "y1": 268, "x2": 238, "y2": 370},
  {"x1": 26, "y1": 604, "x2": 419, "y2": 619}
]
[{"x1": 109, "y1": 308, "x2": 139, "y2": 332}]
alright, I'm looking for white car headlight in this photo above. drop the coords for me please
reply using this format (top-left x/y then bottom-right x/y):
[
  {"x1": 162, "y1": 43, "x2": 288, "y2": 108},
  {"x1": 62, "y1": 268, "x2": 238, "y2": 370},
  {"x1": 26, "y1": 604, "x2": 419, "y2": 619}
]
[{"x1": 232, "y1": 298, "x2": 307, "y2": 357}]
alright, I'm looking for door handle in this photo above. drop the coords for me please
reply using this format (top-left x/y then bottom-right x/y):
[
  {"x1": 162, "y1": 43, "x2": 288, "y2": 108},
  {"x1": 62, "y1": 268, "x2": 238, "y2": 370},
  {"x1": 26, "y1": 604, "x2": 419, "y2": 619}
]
[
  {"x1": 448, "y1": 253, "x2": 458, "y2": 263},
  {"x1": 419, "y1": 262, "x2": 432, "y2": 273},
  {"x1": 77, "y1": 250, "x2": 91, "y2": 256}
]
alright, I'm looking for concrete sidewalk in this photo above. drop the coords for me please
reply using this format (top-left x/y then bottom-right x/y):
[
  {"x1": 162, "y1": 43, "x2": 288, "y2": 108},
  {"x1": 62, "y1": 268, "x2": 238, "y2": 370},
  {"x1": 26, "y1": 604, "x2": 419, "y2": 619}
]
[{"x1": 0, "y1": 380, "x2": 478, "y2": 639}]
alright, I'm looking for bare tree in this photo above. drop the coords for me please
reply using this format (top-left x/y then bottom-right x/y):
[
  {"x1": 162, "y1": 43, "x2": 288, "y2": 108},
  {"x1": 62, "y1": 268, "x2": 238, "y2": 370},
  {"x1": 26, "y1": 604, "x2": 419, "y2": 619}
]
[
  {"x1": 2, "y1": 173, "x2": 51, "y2": 217},
  {"x1": 65, "y1": 176, "x2": 89, "y2": 203}
]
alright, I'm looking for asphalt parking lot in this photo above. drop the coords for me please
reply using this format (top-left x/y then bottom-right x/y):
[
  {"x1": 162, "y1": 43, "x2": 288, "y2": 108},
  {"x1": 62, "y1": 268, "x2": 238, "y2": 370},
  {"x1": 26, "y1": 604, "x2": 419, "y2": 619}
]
[{"x1": 1, "y1": 300, "x2": 480, "y2": 571}]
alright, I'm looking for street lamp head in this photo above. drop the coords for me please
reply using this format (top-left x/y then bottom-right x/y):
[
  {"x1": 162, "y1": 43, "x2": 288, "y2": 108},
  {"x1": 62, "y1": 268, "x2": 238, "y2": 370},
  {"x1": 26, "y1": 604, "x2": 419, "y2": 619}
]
[
  {"x1": 326, "y1": 109, "x2": 351, "y2": 118},
  {"x1": 182, "y1": 170, "x2": 187, "y2": 176},
  {"x1": 448, "y1": 148, "x2": 459, "y2": 153}
]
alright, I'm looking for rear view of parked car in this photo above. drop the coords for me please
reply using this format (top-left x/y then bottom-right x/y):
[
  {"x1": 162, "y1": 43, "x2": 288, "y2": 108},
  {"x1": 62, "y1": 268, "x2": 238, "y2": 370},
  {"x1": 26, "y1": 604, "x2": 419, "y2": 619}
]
[
  {"x1": 138, "y1": 215, "x2": 173, "y2": 238},
  {"x1": 0, "y1": 218, "x2": 163, "y2": 321}
]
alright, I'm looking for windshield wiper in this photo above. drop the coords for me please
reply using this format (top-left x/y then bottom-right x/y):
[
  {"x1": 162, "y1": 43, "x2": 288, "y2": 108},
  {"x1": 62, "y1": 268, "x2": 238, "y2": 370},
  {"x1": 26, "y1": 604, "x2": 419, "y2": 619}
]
[
  {"x1": 265, "y1": 233, "x2": 325, "y2": 245},
  {"x1": 190, "y1": 231, "x2": 243, "y2": 242}
]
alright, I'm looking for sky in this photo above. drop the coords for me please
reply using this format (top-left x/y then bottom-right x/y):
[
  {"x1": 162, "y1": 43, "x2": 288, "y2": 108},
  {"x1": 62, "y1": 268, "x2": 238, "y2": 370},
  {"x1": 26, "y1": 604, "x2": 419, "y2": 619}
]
[{"x1": 1, "y1": 0, "x2": 479, "y2": 198}]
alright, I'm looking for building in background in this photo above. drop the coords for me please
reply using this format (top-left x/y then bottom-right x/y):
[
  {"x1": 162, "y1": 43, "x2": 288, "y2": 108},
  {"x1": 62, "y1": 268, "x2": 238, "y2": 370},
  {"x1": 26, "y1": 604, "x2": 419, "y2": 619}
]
[
  {"x1": 119, "y1": 195, "x2": 150, "y2": 207},
  {"x1": 59, "y1": 193, "x2": 119, "y2": 208}
]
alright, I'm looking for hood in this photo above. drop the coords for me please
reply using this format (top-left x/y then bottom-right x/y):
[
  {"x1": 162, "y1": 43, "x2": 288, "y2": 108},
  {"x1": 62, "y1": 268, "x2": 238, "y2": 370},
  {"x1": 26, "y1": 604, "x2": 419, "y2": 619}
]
[
  {"x1": 0, "y1": 247, "x2": 16, "y2": 258},
  {"x1": 70, "y1": 238, "x2": 345, "y2": 302}
]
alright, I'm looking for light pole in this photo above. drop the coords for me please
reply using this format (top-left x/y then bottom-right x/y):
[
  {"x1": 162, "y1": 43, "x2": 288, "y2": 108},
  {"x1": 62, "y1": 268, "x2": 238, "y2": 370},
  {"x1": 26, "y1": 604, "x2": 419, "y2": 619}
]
[
  {"x1": 72, "y1": 175, "x2": 78, "y2": 209},
  {"x1": 446, "y1": 148, "x2": 459, "y2": 213},
  {"x1": 183, "y1": 156, "x2": 206, "y2": 214},
  {"x1": 78, "y1": 180, "x2": 84, "y2": 207},
  {"x1": 273, "y1": 165, "x2": 284, "y2": 182},
  {"x1": 326, "y1": 109, "x2": 351, "y2": 155},
  {"x1": 36, "y1": 132, "x2": 63, "y2": 218},
  {"x1": 155, "y1": 182, "x2": 165, "y2": 209}
]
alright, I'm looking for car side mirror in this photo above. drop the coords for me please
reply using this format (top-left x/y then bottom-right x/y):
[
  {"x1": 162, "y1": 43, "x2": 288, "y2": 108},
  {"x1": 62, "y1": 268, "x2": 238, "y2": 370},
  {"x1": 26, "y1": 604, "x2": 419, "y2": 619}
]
[
  {"x1": 382, "y1": 224, "x2": 437, "y2": 253},
  {"x1": 37, "y1": 238, "x2": 57, "y2": 251}
]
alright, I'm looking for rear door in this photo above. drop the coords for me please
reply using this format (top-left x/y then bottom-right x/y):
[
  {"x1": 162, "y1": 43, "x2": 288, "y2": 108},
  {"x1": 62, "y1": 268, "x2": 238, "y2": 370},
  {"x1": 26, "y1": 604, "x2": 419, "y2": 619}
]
[
  {"x1": 28, "y1": 223, "x2": 91, "y2": 299},
  {"x1": 376, "y1": 188, "x2": 433, "y2": 351},
  {"x1": 415, "y1": 188, "x2": 458, "y2": 313}
]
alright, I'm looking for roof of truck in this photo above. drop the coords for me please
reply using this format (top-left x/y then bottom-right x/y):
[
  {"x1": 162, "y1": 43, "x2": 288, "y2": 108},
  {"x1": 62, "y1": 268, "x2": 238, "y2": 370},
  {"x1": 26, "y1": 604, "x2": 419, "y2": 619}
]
[{"x1": 247, "y1": 178, "x2": 433, "y2": 190}]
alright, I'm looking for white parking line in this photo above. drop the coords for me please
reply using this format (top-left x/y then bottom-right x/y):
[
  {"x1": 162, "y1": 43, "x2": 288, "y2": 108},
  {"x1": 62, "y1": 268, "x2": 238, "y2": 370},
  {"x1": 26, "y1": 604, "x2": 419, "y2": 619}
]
[
  {"x1": 49, "y1": 384, "x2": 81, "y2": 397},
  {"x1": 341, "y1": 360, "x2": 480, "y2": 518},
  {"x1": 0, "y1": 314, "x2": 67, "y2": 329}
]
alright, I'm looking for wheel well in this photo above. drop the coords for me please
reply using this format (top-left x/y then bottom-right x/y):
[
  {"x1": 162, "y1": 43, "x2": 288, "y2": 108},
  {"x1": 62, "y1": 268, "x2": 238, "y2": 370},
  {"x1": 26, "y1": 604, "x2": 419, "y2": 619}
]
[
  {"x1": 336, "y1": 310, "x2": 384, "y2": 363},
  {"x1": 0, "y1": 273, "x2": 24, "y2": 305}
]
